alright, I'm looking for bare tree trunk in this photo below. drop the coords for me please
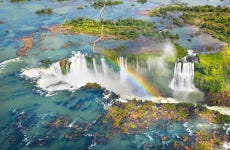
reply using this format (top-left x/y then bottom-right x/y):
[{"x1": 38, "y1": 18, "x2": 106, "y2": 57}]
[
  {"x1": 99, "y1": 3, "x2": 106, "y2": 22},
  {"x1": 93, "y1": 3, "x2": 106, "y2": 52},
  {"x1": 93, "y1": 25, "x2": 104, "y2": 52}
]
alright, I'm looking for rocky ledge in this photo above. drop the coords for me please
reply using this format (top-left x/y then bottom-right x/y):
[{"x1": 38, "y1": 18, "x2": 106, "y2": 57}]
[{"x1": 205, "y1": 92, "x2": 230, "y2": 106}]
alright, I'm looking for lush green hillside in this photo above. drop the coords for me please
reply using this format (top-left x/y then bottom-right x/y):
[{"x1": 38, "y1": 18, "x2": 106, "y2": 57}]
[
  {"x1": 194, "y1": 51, "x2": 229, "y2": 92},
  {"x1": 193, "y1": 46, "x2": 230, "y2": 106}
]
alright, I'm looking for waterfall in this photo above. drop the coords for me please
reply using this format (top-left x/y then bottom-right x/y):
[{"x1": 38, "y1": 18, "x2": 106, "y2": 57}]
[
  {"x1": 93, "y1": 58, "x2": 98, "y2": 76},
  {"x1": 50, "y1": 52, "x2": 91, "y2": 88},
  {"x1": 136, "y1": 58, "x2": 139, "y2": 72},
  {"x1": 118, "y1": 57, "x2": 127, "y2": 82},
  {"x1": 147, "y1": 61, "x2": 151, "y2": 72},
  {"x1": 170, "y1": 62, "x2": 196, "y2": 92},
  {"x1": 101, "y1": 58, "x2": 108, "y2": 76},
  {"x1": 22, "y1": 52, "x2": 152, "y2": 98}
]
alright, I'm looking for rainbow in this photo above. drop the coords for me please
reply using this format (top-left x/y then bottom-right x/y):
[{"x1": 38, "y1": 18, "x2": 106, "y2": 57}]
[
  {"x1": 127, "y1": 67, "x2": 160, "y2": 97},
  {"x1": 105, "y1": 57, "x2": 160, "y2": 97}
]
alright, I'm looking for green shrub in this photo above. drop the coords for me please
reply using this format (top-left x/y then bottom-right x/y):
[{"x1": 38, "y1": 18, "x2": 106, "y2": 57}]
[{"x1": 35, "y1": 8, "x2": 53, "y2": 15}]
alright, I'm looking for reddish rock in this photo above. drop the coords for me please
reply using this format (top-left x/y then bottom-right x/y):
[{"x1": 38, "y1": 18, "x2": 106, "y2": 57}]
[{"x1": 17, "y1": 37, "x2": 33, "y2": 56}]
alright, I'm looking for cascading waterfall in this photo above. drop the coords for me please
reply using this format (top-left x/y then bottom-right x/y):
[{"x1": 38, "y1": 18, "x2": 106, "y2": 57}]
[
  {"x1": 93, "y1": 58, "x2": 98, "y2": 76},
  {"x1": 147, "y1": 61, "x2": 151, "y2": 72},
  {"x1": 101, "y1": 58, "x2": 108, "y2": 76},
  {"x1": 118, "y1": 57, "x2": 128, "y2": 82},
  {"x1": 23, "y1": 52, "x2": 150, "y2": 98},
  {"x1": 170, "y1": 62, "x2": 196, "y2": 92},
  {"x1": 136, "y1": 58, "x2": 139, "y2": 72},
  {"x1": 50, "y1": 52, "x2": 91, "y2": 87}
]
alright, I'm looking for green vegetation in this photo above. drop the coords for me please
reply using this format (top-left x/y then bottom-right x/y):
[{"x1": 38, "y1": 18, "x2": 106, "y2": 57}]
[
  {"x1": 101, "y1": 49, "x2": 120, "y2": 63},
  {"x1": 40, "y1": 59, "x2": 52, "y2": 67},
  {"x1": 172, "y1": 18, "x2": 184, "y2": 27},
  {"x1": 59, "y1": 59, "x2": 71, "y2": 75},
  {"x1": 58, "y1": 17, "x2": 181, "y2": 41},
  {"x1": 214, "y1": 113, "x2": 230, "y2": 123},
  {"x1": 137, "y1": 0, "x2": 147, "y2": 4},
  {"x1": 35, "y1": 8, "x2": 53, "y2": 15},
  {"x1": 195, "y1": 130, "x2": 220, "y2": 150},
  {"x1": 150, "y1": 5, "x2": 230, "y2": 42},
  {"x1": 101, "y1": 48, "x2": 162, "y2": 65},
  {"x1": 62, "y1": 17, "x2": 156, "y2": 40},
  {"x1": 101, "y1": 42, "x2": 186, "y2": 65},
  {"x1": 92, "y1": 0, "x2": 123, "y2": 9},
  {"x1": 10, "y1": 0, "x2": 27, "y2": 2},
  {"x1": 103, "y1": 100, "x2": 230, "y2": 135},
  {"x1": 159, "y1": 30, "x2": 179, "y2": 40},
  {"x1": 174, "y1": 43, "x2": 187, "y2": 59},
  {"x1": 194, "y1": 52, "x2": 229, "y2": 92}
]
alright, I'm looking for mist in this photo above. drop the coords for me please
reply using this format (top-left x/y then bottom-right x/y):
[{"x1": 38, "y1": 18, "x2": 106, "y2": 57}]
[{"x1": 22, "y1": 52, "x2": 150, "y2": 99}]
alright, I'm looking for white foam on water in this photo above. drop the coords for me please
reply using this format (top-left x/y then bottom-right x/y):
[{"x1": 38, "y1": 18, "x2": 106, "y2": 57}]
[
  {"x1": 206, "y1": 106, "x2": 230, "y2": 116},
  {"x1": 117, "y1": 98, "x2": 128, "y2": 103},
  {"x1": 223, "y1": 142, "x2": 230, "y2": 149},
  {"x1": 0, "y1": 57, "x2": 21, "y2": 73},
  {"x1": 68, "y1": 120, "x2": 76, "y2": 128},
  {"x1": 145, "y1": 133, "x2": 153, "y2": 141}
]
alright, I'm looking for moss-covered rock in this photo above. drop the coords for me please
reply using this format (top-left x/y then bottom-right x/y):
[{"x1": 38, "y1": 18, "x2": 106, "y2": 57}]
[
  {"x1": 103, "y1": 100, "x2": 229, "y2": 134},
  {"x1": 59, "y1": 59, "x2": 71, "y2": 75}
]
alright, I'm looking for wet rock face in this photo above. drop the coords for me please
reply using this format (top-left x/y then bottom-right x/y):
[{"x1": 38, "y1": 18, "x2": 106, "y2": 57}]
[{"x1": 186, "y1": 55, "x2": 198, "y2": 63}]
